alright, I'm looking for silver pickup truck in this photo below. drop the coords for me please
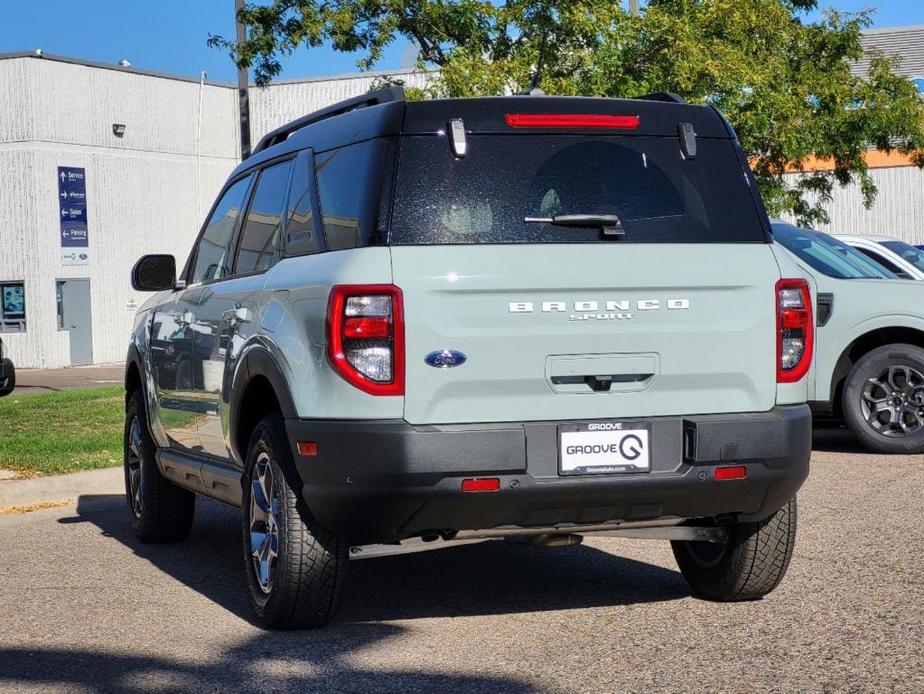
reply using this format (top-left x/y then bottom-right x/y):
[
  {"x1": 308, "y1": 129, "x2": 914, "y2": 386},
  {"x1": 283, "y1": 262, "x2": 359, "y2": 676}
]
[{"x1": 125, "y1": 89, "x2": 813, "y2": 629}]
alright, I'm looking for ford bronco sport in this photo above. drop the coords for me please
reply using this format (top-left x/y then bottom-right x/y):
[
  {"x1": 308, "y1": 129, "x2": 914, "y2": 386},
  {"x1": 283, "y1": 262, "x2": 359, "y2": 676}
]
[
  {"x1": 774, "y1": 222, "x2": 924, "y2": 454},
  {"x1": 126, "y1": 88, "x2": 813, "y2": 629}
]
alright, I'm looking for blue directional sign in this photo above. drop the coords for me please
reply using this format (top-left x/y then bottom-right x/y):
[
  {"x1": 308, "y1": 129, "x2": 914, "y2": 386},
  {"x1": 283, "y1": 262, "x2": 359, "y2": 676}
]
[{"x1": 58, "y1": 167, "x2": 88, "y2": 249}]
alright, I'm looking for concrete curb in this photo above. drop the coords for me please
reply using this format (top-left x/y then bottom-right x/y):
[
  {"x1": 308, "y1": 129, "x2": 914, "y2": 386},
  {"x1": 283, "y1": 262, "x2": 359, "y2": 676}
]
[{"x1": 0, "y1": 467, "x2": 123, "y2": 508}]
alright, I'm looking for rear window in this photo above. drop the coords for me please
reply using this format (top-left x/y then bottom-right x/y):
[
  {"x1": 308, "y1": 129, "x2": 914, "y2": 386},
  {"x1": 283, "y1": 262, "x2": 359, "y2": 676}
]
[{"x1": 389, "y1": 135, "x2": 767, "y2": 244}]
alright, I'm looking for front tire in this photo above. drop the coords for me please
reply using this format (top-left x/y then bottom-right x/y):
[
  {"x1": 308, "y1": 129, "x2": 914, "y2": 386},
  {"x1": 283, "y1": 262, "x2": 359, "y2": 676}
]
[
  {"x1": 842, "y1": 344, "x2": 924, "y2": 454},
  {"x1": 672, "y1": 498, "x2": 797, "y2": 601},
  {"x1": 242, "y1": 414, "x2": 348, "y2": 630},
  {"x1": 124, "y1": 389, "x2": 195, "y2": 542}
]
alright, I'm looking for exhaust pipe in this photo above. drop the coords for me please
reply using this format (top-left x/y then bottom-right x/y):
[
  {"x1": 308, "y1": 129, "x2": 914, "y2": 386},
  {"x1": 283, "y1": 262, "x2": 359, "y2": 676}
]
[{"x1": 530, "y1": 533, "x2": 583, "y2": 548}]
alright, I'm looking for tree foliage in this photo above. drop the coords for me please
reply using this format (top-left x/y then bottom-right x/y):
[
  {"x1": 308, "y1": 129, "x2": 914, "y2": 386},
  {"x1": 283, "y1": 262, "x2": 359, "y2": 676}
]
[{"x1": 210, "y1": 0, "x2": 924, "y2": 225}]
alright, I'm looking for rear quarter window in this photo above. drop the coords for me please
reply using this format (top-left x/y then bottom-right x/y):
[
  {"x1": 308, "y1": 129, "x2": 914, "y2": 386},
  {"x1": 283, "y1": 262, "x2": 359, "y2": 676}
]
[
  {"x1": 315, "y1": 139, "x2": 390, "y2": 250},
  {"x1": 389, "y1": 135, "x2": 768, "y2": 245}
]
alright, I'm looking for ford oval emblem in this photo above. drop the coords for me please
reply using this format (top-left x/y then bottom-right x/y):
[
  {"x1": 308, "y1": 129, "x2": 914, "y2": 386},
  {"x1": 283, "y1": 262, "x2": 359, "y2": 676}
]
[{"x1": 424, "y1": 349, "x2": 467, "y2": 368}]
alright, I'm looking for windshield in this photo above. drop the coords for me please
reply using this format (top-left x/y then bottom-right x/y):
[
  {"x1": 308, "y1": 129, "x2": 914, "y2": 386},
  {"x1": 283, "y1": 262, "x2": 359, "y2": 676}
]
[
  {"x1": 880, "y1": 240, "x2": 924, "y2": 272},
  {"x1": 390, "y1": 135, "x2": 768, "y2": 244},
  {"x1": 772, "y1": 223, "x2": 895, "y2": 279}
]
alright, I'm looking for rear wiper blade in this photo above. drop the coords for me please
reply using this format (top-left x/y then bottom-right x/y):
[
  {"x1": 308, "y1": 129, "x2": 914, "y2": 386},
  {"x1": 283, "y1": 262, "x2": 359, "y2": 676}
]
[{"x1": 524, "y1": 214, "x2": 625, "y2": 237}]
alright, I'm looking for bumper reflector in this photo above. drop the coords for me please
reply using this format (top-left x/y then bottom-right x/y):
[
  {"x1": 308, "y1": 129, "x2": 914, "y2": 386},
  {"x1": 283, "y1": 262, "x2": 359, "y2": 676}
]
[
  {"x1": 461, "y1": 478, "x2": 500, "y2": 493},
  {"x1": 297, "y1": 441, "x2": 318, "y2": 457},
  {"x1": 714, "y1": 465, "x2": 747, "y2": 481}
]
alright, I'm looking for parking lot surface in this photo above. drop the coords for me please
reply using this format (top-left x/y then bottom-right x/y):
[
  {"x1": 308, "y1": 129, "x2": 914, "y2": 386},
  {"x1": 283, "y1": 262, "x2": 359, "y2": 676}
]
[
  {"x1": 1, "y1": 427, "x2": 921, "y2": 693},
  {"x1": 10, "y1": 365, "x2": 123, "y2": 396}
]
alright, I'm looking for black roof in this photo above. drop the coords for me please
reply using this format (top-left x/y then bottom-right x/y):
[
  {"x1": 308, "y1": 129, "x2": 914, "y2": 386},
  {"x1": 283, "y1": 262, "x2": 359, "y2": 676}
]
[{"x1": 230, "y1": 88, "x2": 734, "y2": 178}]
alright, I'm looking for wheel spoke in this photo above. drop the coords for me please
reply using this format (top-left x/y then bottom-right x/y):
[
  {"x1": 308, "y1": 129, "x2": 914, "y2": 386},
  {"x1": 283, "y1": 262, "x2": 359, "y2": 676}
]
[
  {"x1": 125, "y1": 418, "x2": 145, "y2": 517},
  {"x1": 863, "y1": 379, "x2": 889, "y2": 404},
  {"x1": 900, "y1": 407, "x2": 924, "y2": 433},
  {"x1": 130, "y1": 421, "x2": 144, "y2": 458},
  {"x1": 886, "y1": 366, "x2": 907, "y2": 391},
  {"x1": 249, "y1": 452, "x2": 279, "y2": 594},
  {"x1": 861, "y1": 364, "x2": 924, "y2": 438}
]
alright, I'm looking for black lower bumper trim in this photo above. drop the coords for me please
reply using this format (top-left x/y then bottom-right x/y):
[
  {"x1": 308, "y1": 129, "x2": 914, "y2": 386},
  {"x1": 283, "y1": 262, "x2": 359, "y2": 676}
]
[{"x1": 287, "y1": 405, "x2": 811, "y2": 544}]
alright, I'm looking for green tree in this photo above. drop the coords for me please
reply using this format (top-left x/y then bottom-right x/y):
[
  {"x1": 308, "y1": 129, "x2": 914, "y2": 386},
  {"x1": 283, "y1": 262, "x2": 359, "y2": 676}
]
[{"x1": 210, "y1": 0, "x2": 924, "y2": 225}]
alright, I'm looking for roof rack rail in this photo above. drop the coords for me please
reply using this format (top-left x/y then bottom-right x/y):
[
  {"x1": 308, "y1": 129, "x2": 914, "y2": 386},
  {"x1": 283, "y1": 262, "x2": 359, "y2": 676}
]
[
  {"x1": 635, "y1": 92, "x2": 687, "y2": 104},
  {"x1": 250, "y1": 86, "x2": 406, "y2": 157}
]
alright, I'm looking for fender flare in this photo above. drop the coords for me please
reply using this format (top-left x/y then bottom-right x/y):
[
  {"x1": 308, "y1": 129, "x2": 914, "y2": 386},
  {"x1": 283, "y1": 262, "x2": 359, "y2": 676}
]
[
  {"x1": 124, "y1": 342, "x2": 144, "y2": 394},
  {"x1": 821, "y1": 316, "x2": 924, "y2": 402},
  {"x1": 228, "y1": 347, "x2": 297, "y2": 459}
]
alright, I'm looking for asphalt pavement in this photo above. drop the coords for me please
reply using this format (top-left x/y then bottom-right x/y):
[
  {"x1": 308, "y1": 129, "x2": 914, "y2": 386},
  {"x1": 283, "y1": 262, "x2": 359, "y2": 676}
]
[
  {"x1": 0, "y1": 426, "x2": 921, "y2": 693},
  {"x1": 9, "y1": 364, "x2": 123, "y2": 396}
]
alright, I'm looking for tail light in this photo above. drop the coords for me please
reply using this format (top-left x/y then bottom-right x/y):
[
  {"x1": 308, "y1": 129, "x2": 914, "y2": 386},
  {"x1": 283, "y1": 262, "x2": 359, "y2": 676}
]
[
  {"x1": 327, "y1": 285, "x2": 404, "y2": 396},
  {"x1": 776, "y1": 278, "x2": 813, "y2": 383}
]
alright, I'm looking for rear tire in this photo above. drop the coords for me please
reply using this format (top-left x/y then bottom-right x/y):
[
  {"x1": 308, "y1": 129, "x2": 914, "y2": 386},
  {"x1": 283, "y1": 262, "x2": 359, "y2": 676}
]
[
  {"x1": 124, "y1": 389, "x2": 195, "y2": 542},
  {"x1": 672, "y1": 498, "x2": 797, "y2": 601},
  {"x1": 242, "y1": 414, "x2": 348, "y2": 630},
  {"x1": 841, "y1": 344, "x2": 924, "y2": 454}
]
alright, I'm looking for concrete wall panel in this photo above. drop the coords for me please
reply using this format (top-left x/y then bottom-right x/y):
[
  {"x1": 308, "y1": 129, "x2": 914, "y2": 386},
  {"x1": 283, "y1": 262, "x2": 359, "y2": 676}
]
[{"x1": 786, "y1": 166, "x2": 924, "y2": 244}]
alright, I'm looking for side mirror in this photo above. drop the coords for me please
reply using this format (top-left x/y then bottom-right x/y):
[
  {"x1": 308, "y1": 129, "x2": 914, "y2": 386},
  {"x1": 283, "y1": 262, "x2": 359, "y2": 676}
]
[{"x1": 131, "y1": 254, "x2": 177, "y2": 292}]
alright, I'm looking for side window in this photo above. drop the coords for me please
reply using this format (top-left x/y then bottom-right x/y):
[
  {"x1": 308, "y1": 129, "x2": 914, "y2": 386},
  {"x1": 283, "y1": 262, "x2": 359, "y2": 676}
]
[
  {"x1": 284, "y1": 152, "x2": 322, "y2": 256},
  {"x1": 235, "y1": 160, "x2": 293, "y2": 275},
  {"x1": 190, "y1": 175, "x2": 252, "y2": 284},
  {"x1": 855, "y1": 247, "x2": 913, "y2": 278},
  {"x1": 315, "y1": 139, "x2": 388, "y2": 251}
]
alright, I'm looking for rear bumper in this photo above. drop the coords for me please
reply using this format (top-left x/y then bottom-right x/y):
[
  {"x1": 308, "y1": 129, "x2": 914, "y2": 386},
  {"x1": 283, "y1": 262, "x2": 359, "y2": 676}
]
[
  {"x1": 0, "y1": 358, "x2": 14, "y2": 396},
  {"x1": 287, "y1": 405, "x2": 811, "y2": 544}
]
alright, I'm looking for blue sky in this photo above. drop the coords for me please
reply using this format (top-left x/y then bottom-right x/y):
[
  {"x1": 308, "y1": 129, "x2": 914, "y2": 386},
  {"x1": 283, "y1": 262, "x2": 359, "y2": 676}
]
[{"x1": 0, "y1": 1, "x2": 921, "y2": 84}]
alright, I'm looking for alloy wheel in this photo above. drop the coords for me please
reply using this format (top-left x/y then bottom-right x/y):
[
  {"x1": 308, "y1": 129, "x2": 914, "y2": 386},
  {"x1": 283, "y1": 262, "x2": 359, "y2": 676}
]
[
  {"x1": 126, "y1": 417, "x2": 145, "y2": 518},
  {"x1": 249, "y1": 452, "x2": 281, "y2": 594},
  {"x1": 861, "y1": 365, "x2": 924, "y2": 437}
]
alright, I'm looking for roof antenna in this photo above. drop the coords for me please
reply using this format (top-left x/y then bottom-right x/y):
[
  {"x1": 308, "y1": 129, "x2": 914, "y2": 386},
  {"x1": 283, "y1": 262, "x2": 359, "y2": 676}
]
[{"x1": 527, "y1": 31, "x2": 549, "y2": 96}]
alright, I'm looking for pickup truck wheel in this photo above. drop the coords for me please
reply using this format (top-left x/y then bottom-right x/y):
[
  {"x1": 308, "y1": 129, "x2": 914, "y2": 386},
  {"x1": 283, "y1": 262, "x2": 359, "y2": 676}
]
[
  {"x1": 242, "y1": 414, "x2": 348, "y2": 630},
  {"x1": 671, "y1": 497, "x2": 797, "y2": 601},
  {"x1": 124, "y1": 390, "x2": 195, "y2": 542},
  {"x1": 842, "y1": 344, "x2": 924, "y2": 454}
]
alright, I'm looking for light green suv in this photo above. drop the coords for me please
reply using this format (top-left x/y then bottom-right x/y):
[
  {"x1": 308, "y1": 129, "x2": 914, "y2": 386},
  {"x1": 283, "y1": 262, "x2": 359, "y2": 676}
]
[
  {"x1": 125, "y1": 89, "x2": 814, "y2": 629},
  {"x1": 773, "y1": 222, "x2": 924, "y2": 453}
]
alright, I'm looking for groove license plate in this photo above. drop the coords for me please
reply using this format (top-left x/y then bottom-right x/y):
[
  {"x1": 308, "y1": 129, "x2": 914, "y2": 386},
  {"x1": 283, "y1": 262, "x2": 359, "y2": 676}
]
[{"x1": 559, "y1": 423, "x2": 650, "y2": 475}]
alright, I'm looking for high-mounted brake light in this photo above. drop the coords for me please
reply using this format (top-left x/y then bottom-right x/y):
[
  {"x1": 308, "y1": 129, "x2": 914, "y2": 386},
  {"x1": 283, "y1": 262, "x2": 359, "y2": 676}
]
[
  {"x1": 505, "y1": 114, "x2": 640, "y2": 129},
  {"x1": 776, "y1": 278, "x2": 814, "y2": 383},
  {"x1": 327, "y1": 285, "x2": 404, "y2": 396}
]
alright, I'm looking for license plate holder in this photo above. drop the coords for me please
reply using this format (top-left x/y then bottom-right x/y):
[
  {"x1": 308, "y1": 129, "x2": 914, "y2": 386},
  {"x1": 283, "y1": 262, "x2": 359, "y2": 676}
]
[{"x1": 558, "y1": 422, "x2": 651, "y2": 475}]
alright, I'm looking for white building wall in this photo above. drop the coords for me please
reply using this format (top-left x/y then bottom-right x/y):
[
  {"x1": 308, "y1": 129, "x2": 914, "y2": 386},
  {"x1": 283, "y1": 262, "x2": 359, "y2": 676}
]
[
  {"x1": 784, "y1": 166, "x2": 924, "y2": 244},
  {"x1": 0, "y1": 56, "x2": 239, "y2": 368},
  {"x1": 248, "y1": 69, "x2": 432, "y2": 142},
  {"x1": 0, "y1": 56, "x2": 433, "y2": 369}
]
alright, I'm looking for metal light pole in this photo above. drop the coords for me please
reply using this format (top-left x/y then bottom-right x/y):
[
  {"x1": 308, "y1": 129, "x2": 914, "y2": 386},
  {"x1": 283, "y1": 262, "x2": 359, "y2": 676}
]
[
  {"x1": 629, "y1": 0, "x2": 640, "y2": 17},
  {"x1": 235, "y1": 0, "x2": 251, "y2": 159}
]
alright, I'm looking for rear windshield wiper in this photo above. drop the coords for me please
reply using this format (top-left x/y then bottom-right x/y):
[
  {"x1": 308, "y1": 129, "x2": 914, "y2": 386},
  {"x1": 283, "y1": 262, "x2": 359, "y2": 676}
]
[{"x1": 524, "y1": 214, "x2": 625, "y2": 237}]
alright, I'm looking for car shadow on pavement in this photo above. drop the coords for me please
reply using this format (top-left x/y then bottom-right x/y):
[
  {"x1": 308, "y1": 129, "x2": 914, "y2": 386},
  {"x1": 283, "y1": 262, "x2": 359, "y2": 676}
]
[
  {"x1": 63, "y1": 493, "x2": 689, "y2": 627},
  {"x1": 0, "y1": 625, "x2": 536, "y2": 693},
  {"x1": 811, "y1": 423, "x2": 869, "y2": 454}
]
